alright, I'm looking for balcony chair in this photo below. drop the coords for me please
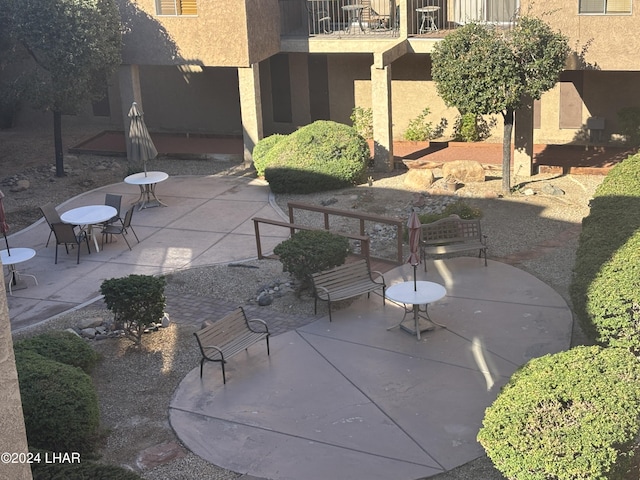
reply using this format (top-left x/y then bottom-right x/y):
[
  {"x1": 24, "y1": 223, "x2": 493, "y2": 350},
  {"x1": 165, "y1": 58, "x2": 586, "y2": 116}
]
[{"x1": 306, "y1": 0, "x2": 332, "y2": 34}]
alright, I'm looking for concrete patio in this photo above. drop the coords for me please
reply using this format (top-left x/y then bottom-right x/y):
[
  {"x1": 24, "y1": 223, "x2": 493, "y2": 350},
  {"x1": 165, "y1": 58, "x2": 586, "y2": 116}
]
[{"x1": 3, "y1": 174, "x2": 573, "y2": 479}]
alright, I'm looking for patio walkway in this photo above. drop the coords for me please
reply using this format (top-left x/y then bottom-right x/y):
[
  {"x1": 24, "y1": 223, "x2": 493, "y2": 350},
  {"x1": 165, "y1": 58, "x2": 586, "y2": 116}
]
[{"x1": 4, "y1": 174, "x2": 573, "y2": 479}]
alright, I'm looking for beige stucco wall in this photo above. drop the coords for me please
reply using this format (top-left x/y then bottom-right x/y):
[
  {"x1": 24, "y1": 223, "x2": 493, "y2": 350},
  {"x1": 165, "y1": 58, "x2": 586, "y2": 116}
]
[
  {"x1": 0, "y1": 281, "x2": 31, "y2": 480},
  {"x1": 524, "y1": 0, "x2": 640, "y2": 71},
  {"x1": 117, "y1": 0, "x2": 281, "y2": 67}
]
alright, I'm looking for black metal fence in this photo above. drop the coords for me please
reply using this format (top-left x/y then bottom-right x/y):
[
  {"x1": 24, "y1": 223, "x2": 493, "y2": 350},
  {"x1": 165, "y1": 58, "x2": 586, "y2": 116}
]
[{"x1": 279, "y1": 0, "x2": 518, "y2": 38}]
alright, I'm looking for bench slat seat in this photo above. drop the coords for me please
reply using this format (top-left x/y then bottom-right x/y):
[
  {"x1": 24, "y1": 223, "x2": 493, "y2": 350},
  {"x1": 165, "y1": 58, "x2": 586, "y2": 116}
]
[
  {"x1": 194, "y1": 306, "x2": 270, "y2": 384},
  {"x1": 311, "y1": 259, "x2": 386, "y2": 321},
  {"x1": 420, "y1": 216, "x2": 488, "y2": 270}
]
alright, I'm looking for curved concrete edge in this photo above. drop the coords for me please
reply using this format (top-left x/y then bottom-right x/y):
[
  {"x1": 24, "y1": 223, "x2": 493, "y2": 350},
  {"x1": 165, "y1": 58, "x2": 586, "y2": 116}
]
[
  {"x1": 169, "y1": 257, "x2": 573, "y2": 480},
  {"x1": 5, "y1": 175, "x2": 282, "y2": 332}
]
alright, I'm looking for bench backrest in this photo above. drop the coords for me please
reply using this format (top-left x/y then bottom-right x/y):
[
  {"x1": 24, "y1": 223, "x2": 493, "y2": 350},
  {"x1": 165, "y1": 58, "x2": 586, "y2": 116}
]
[
  {"x1": 422, "y1": 216, "x2": 482, "y2": 244},
  {"x1": 195, "y1": 307, "x2": 249, "y2": 348},
  {"x1": 311, "y1": 259, "x2": 372, "y2": 289}
]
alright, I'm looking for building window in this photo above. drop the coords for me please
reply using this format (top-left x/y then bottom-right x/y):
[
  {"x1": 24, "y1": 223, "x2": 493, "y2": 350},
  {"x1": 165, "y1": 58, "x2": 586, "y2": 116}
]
[
  {"x1": 579, "y1": 0, "x2": 631, "y2": 14},
  {"x1": 157, "y1": 0, "x2": 197, "y2": 16}
]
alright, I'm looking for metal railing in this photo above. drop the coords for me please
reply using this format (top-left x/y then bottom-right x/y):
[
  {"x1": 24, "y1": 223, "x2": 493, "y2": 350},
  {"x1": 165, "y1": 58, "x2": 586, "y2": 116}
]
[
  {"x1": 287, "y1": 201, "x2": 405, "y2": 264},
  {"x1": 279, "y1": 0, "x2": 518, "y2": 38}
]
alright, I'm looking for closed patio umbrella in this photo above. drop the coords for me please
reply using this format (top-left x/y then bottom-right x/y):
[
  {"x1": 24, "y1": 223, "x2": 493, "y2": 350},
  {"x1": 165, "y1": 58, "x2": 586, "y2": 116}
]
[
  {"x1": 407, "y1": 209, "x2": 421, "y2": 291},
  {"x1": 127, "y1": 102, "x2": 158, "y2": 177},
  {"x1": 0, "y1": 189, "x2": 9, "y2": 254}
]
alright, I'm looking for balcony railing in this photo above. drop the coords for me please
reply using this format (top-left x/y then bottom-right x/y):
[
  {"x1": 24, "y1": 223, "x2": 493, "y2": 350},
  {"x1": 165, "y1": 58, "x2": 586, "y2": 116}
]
[{"x1": 280, "y1": 0, "x2": 518, "y2": 38}]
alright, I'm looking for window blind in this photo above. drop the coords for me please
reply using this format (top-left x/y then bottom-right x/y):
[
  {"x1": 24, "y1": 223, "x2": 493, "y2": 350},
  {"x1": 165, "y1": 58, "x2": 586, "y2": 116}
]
[{"x1": 158, "y1": 0, "x2": 197, "y2": 15}]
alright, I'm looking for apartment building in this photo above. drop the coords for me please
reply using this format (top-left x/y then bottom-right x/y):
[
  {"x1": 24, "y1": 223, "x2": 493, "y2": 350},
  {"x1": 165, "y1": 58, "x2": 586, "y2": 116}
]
[{"x1": 110, "y1": 0, "x2": 640, "y2": 172}]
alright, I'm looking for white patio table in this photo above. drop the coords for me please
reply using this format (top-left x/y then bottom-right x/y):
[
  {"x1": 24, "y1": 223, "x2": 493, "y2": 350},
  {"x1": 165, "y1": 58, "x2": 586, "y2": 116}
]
[{"x1": 60, "y1": 205, "x2": 117, "y2": 253}]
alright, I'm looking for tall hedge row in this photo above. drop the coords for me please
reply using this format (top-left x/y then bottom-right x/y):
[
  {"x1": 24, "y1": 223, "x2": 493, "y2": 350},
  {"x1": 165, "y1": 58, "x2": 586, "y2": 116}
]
[{"x1": 570, "y1": 153, "x2": 640, "y2": 350}]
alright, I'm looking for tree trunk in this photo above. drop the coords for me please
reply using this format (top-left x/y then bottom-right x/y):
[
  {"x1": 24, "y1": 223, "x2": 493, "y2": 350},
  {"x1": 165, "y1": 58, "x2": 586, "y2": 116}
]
[
  {"x1": 53, "y1": 110, "x2": 65, "y2": 177},
  {"x1": 501, "y1": 108, "x2": 514, "y2": 193}
]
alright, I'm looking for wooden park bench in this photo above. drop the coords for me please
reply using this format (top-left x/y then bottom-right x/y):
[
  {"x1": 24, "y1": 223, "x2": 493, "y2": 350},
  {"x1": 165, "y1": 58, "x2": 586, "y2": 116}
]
[
  {"x1": 311, "y1": 258, "x2": 386, "y2": 322},
  {"x1": 420, "y1": 215, "x2": 488, "y2": 270},
  {"x1": 194, "y1": 306, "x2": 270, "y2": 384}
]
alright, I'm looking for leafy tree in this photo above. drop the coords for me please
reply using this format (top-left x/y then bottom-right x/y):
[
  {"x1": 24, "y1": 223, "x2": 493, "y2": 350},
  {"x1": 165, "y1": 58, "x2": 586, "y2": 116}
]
[
  {"x1": 432, "y1": 16, "x2": 569, "y2": 192},
  {"x1": 2, "y1": 0, "x2": 121, "y2": 176}
]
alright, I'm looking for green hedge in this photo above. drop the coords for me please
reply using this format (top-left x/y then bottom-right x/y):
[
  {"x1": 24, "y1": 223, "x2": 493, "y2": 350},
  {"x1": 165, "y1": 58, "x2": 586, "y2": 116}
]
[
  {"x1": 478, "y1": 346, "x2": 640, "y2": 480},
  {"x1": 15, "y1": 350, "x2": 100, "y2": 455},
  {"x1": 261, "y1": 120, "x2": 369, "y2": 194},
  {"x1": 569, "y1": 154, "x2": 640, "y2": 350},
  {"x1": 274, "y1": 230, "x2": 349, "y2": 292},
  {"x1": 253, "y1": 133, "x2": 286, "y2": 177},
  {"x1": 14, "y1": 331, "x2": 99, "y2": 373}
]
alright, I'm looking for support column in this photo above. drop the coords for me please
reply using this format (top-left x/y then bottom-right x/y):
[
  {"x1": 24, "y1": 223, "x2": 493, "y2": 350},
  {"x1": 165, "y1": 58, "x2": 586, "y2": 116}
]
[
  {"x1": 238, "y1": 64, "x2": 264, "y2": 167},
  {"x1": 118, "y1": 64, "x2": 142, "y2": 161},
  {"x1": 0, "y1": 281, "x2": 31, "y2": 480},
  {"x1": 514, "y1": 97, "x2": 534, "y2": 178},
  {"x1": 371, "y1": 62, "x2": 394, "y2": 172}
]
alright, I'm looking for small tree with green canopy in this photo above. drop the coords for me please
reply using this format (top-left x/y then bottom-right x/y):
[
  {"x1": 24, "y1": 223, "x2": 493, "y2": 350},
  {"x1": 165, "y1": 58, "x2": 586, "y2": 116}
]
[
  {"x1": 1, "y1": 0, "x2": 122, "y2": 176},
  {"x1": 431, "y1": 16, "x2": 569, "y2": 192}
]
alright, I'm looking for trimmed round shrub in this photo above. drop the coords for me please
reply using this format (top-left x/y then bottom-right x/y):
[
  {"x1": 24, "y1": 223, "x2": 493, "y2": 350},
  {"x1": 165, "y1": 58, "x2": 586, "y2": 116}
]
[
  {"x1": 15, "y1": 350, "x2": 100, "y2": 455},
  {"x1": 478, "y1": 346, "x2": 640, "y2": 480},
  {"x1": 14, "y1": 330, "x2": 99, "y2": 373},
  {"x1": 274, "y1": 230, "x2": 349, "y2": 292},
  {"x1": 569, "y1": 153, "x2": 640, "y2": 350},
  {"x1": 262, "y1": 120, "x2": 369, "y2": 194},
  {"x1": 253, "y1": 133, "x2": 286, "y2": 177},
  {"x1": 100, "y1": 274, "x2": 166, "y2": 345}
]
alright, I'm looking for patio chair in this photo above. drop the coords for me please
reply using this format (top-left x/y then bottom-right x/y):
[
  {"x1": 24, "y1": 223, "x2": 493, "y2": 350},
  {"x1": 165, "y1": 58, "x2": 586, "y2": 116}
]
[
  {"x1": 104, "y1": 193, "x2": 123, "y2": 226},
  {"x1": 51, "y1": 222, "x2": 90, "y2": 264},
  {"x1": 306, "y1": 0, "x2": 332, "y2": 34},
  {"x1": 101, "y1": 205, "x2": 139, "y2": 250},
  {"x1": 369, "y1": 0, "x2": 393, "y2": 30},
  {"x1": 40, "y1": 202, "x2": 70, "y2": 247}
]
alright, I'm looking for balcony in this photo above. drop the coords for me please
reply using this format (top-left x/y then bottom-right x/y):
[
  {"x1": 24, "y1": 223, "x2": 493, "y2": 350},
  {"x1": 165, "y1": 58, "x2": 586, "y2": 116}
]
[{"x1": 279, "y1": 0, "x2": 519, "y2": 39}]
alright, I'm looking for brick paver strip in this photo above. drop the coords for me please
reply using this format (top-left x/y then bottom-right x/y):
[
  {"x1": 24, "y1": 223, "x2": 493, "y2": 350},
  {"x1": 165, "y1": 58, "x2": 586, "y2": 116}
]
[{"x1": 165, "y1": 293, "x2": 318, "y2": 337}]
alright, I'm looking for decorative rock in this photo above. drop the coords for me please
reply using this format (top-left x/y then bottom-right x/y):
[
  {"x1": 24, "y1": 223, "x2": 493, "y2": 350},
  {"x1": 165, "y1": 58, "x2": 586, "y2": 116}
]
[
  {"x1": 65, "y1": 328, "x2": 81, "y2": 337},
  {"x1": 404, "y1": 168, "x2": 435, "y2": 190},
  {"x1": 442, "y1": 160, "x2": 485, "y2": 183},
  {"x1": 258, "y1": 292, "x2": 273, "y2": 306},
  {"x1": 523, "y1": 188, "x2": 535, "y2": 196},
  {"x1": 78, "y1": 317, "x2": 104, "y2": 329},
  {"x1": 81, "y1": 327, "x2": 97, "y2": 339},
  {"x1": 10, "y1": 179, "x2": 30, "y2": 192},
  {"x1": 541, "y1": 183, "x2": 565, "y2": 196},
  {"x1": 136, "y1": 441, "x2": 187, "y2": 470}
]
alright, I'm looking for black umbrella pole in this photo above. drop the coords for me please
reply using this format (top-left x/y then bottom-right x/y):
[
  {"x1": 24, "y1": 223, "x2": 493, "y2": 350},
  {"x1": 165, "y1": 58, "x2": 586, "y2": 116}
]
[{"x1": 414, "y1": 265, "x2": 417, "y2": 291}]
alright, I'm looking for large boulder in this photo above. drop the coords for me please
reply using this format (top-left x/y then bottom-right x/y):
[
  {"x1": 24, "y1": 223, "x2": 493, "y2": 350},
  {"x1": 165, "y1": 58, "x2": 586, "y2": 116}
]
[
  {"x1": 404, "y1": 168, "x2": 435, "y2": 190},
  {"x1": 442, "y1": 160, "x2": 485, "y2": 183}
]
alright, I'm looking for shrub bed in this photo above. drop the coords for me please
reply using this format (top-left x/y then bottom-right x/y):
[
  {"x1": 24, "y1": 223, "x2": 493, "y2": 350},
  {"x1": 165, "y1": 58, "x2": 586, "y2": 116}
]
[
  {"x1": 14, "y1": 330, "x2": 98, "y2": 373},
  {"x1": 478, "y1": 346, "x2": 640, "y2": 480},
  {"x1": 569, "y1": 153, "x2": 640, "y2": 350},
  {"x1": 15, "y1": 349, "x2": 100, "y2": 455},
  {"x1": 253, "y1": 133, "x2": 286, "y2": 177},
  {"x1": 261, "y1": 120, "x2": 369, "y2": 194},
  {"x1": 274, "y1": 229, "x2": 349, "y2": 292}
]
